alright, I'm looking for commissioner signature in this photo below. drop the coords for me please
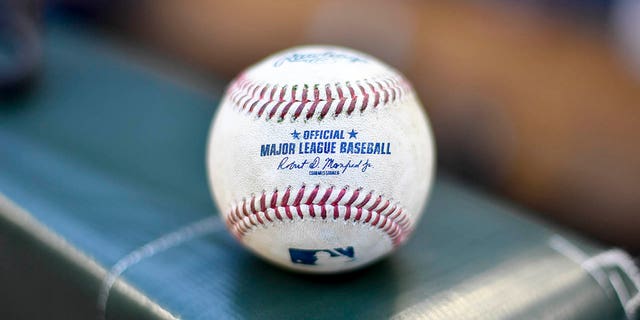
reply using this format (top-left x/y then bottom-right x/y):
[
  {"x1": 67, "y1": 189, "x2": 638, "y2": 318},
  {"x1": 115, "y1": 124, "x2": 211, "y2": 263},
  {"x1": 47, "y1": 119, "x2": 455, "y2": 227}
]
[{"x1": 277, "y1": 156, "x2": 373, "y2": 174}]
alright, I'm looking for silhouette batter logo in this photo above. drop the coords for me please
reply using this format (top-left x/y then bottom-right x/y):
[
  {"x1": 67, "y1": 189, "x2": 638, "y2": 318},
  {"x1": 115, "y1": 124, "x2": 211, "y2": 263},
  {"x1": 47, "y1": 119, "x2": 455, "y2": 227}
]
[{"x1": 289, "y1": 247, "x2": 355, "y2": 265}]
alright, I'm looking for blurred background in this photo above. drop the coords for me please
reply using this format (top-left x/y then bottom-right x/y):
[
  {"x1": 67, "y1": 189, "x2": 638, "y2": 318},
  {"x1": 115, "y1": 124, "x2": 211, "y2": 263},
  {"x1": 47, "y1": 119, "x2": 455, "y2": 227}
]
[{"x1": 2, "y1": 0, "x2": 639, "y2": 253}]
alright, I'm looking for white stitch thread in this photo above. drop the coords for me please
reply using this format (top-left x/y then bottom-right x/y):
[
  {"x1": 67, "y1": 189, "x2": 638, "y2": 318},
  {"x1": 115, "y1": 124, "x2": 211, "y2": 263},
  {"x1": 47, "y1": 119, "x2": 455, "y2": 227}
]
[
  {"x1": 97, "y1": 216, "x2": 224, "y2": 319},
  {"x1": 549, "y1": 235, "x2": 640, "y2": 319}
]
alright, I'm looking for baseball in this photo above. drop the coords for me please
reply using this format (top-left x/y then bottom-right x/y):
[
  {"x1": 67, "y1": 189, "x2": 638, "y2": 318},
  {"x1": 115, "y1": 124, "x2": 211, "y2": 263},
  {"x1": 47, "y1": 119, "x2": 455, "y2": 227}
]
[{"x1": 206, "y1": 46, "x2": 435, "y2": 273}]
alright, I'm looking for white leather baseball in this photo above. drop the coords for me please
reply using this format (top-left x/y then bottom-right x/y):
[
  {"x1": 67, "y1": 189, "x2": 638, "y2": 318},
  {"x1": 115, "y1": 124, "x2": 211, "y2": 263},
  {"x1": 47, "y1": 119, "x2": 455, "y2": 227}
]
[{"x1": 207, "y1": 46, "x2": 435, "y2": 273}]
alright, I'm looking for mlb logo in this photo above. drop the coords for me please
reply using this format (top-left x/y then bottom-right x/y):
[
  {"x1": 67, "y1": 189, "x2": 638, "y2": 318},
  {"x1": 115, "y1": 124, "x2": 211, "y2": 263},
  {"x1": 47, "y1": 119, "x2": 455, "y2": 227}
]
[{"x1": 289, "y1": 247, "x2": 355, "y2": 265}]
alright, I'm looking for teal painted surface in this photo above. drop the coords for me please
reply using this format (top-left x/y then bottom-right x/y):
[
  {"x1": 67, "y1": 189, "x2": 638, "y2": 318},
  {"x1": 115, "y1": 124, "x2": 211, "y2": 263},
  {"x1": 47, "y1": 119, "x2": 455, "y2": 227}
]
[{"x1": 0, "y1": 23, "x2": 628, "y2": 319}]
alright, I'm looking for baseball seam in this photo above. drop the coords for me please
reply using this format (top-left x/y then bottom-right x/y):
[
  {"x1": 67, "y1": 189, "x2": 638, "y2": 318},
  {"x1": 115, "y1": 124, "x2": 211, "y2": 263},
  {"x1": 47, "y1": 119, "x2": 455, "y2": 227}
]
[
  {"x1": 227, "y1": 74, "x2": 411, "y2": 121},
  {"x1": 225, "y1": 185, "x2": 412, "y2": 247}
]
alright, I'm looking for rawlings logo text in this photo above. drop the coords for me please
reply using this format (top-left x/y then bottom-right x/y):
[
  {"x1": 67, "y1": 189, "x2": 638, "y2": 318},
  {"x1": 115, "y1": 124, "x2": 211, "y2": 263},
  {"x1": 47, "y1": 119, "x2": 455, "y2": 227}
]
[{"x1": 274, "y1": 51, "x2": 367, "y2": 67}]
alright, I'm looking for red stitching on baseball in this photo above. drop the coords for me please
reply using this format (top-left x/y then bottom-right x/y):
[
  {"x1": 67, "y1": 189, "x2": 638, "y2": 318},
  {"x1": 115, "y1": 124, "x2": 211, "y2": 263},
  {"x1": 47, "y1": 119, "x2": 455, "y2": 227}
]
[
  {"x1": 306, "y1": 185, "x2": 320, "y2": 205},
  {"x1": 280, "y1": 86, "x2": 297, "y2": 119},
  {"x1": 331, "y1": 188, "x2": 346, "y2": 206},
  {"x1": 344, "y1": 188, "x2": 360, "y2": 206},
  {"x1": 368, "y1": 195, "x2": 382, "y2": 211},
  {"x1": 226, "y1": 186, "x2": 412, "y2": 247},
  {"x1": 335, "y1": 85, "x2": 346, "y2": 116},
  {"x1": 320, "y1": 85, "x2": 333, "y2": 118},
  {"x1": 358, "y1": 83, "x2": 368, "y2": 112},
  {"x1": 226, "y1": 75, "x2": 410, "y2": 121},
  {"x1": 293, "y1": 185, "x2": 305, "y2": 206},
  {"x1": 305, "y1": 87, "x2": 321, "y2": 120},
  {"x1": 346, "y1": 83, "x2": 357, "y2": 115}
]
